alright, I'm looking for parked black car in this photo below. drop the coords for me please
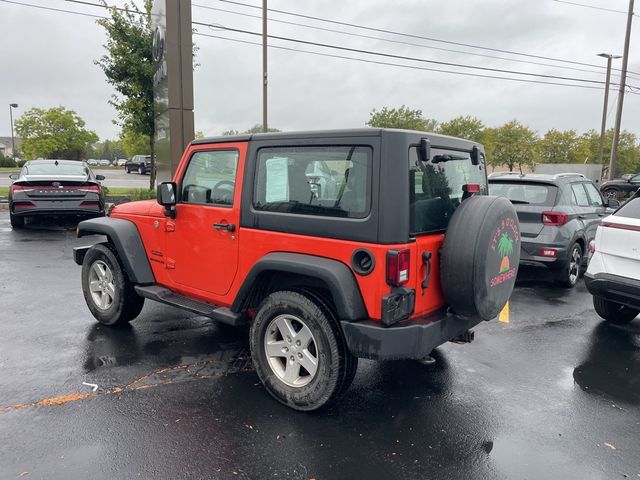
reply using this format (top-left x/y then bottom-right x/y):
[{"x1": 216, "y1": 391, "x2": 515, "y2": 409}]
[
  {"x1": 489, "y1": 173, "x2": 619, "y2": 287},
  {"x1": 8, "y1": 159, "x2": 106, "y2": 228},
  {"x1": 124, "y1": 155, "x2": 151, "y2": 175},
  {"x1": 600, "y1": 173, "x2": 640, "y2": 200}
]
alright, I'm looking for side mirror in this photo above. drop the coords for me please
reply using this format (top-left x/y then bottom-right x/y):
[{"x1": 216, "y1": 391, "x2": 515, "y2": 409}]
[
  {"x1": 157, "y1": 182, "x2": 177, "y2": 218},
  {"x1": 8, "y1": 173, "x2": 19, "y2": 180},
  {"x1": 95, "y1": 174, "x2": 105, "y2": 181},
  {"x1": 607, "y1": 198, "x2": 621, "y2": 209}
]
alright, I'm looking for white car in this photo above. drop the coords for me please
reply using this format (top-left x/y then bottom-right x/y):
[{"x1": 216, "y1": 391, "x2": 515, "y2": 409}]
[
  {"x1": 585, "y1": 192, "x2": 640, "y2": 324},
  {"x1": 116, "y1": 158, "x2": 127, "y2": 167}
]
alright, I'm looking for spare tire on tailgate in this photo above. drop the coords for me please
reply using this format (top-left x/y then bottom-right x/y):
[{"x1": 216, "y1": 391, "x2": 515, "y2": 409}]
[{"x1": 441, "y1": 195, "x2": 520, "y2": 320}]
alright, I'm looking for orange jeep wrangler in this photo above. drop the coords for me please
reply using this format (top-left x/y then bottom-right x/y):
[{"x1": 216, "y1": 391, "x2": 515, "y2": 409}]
[{"x1": 74, "y1": 129, "x2": 520, "y2": 410}]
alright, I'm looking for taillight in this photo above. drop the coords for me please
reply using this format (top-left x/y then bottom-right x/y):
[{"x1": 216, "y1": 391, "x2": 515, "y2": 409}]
[
  {"x1": 387, "y1": 249, "x2": 410, "y2": 286},
  {"x1": 10, "y1": 184, "x2": 34, "y2": 193},
  {"x1": 540, "y1": 248, "x2": 557, "y2": 257},
  {"x1": 542, "y1": 211, "x2": 569, "y2": 226},
  {"x1": 588, "y1": 240, "x2": 596, "y2": 254},
  {"x1": 80, "y1": 184, "x2": 101, "y2": 193}
]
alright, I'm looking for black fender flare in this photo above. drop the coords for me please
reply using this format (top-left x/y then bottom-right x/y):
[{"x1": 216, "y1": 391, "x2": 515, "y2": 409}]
[
  {"x1": 75, "y1": 217, "x2": 155, "y2": 284},
  {"x1": 231, "y1": 252, "x2": 368, "y2": 321}
]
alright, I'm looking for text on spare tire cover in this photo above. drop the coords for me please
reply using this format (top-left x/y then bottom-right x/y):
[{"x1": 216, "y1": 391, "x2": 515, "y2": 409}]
[{"x1": 489, "y1": 216, "x2": 520, "y2": 288}]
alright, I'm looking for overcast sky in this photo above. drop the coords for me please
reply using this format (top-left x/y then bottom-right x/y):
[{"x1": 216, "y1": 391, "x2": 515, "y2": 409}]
[{"x1": 1, "y1": 0, "x2": 639, "y2": 141}]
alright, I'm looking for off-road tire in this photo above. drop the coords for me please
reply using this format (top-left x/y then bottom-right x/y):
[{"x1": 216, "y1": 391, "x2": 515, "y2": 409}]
[
  {"x1": 593, "y1": 296, "x2": 639, "y2": 324},
  {"x1": 81, "y1": 243, "x2": 145, "y2": 326},
  {"x1": 553, "y1": 242, "x2": 582, "y2": 288},
  {"x1": 295, "y1": 288, "x2": 358, "y2": 395},
  {"x1": 250, "y1": 290, "x2": 353, "y2": 411},
  {"x1": 10, "y1": 213, "x2": 25, "y2": 228}
]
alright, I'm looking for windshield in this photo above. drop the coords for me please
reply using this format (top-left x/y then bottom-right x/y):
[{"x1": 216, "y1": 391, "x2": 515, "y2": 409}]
[
  {"x1": 409, "y1": 146, "x2": 487, "y2": 235},
  {"x1": 489, "y1": 182, "x2": 557, "y2": 206},
  {"x1": 24, "y1": 162, "x2": 90, "y2": 176}
]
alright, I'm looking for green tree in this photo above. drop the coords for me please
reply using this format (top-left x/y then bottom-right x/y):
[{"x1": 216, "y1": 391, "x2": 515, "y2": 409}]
[
  {"x1": 15, "y1": 106, "x2": 98, "y2": 160},
  {"x1": 119, "y1": 128, "x2": 150, "y2": 159},
  {"x1": 437, "y1": 116, "x2": 485, "y2": 143},
  {"x1": 366, "y1": 105, "x2": 437, "y2": 131},
  {"x1": 96, "y1": 0, "x2": 154, "y2": 186},
  {"x1": 537, "y1": 129, "x2": 589, "y2": 164},
  {"x1": 486, "y1": 120, "x2": 538, "y2": 173},
  {"x1": 580, "y1": 129, "x2": 640, "y2": 175}
]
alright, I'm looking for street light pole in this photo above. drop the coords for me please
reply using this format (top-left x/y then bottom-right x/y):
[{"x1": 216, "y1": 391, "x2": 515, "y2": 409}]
[
  {"x1": 9, "y1": 103, "x2": 18, "y2": 163},
  {"x1": 608, "y1": 0, "x2": 634, "y2": 180},
  {"x1": 597, "y1": 54, "x2": 620, "y2": 165},
  {"x1": 262, "y1": 0, "x2": 268, "y2": 132}
]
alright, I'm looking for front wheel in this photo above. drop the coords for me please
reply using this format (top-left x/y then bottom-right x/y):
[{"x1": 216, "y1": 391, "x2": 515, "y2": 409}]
[
  {"x1": 593, "y1": 296, "x2": 639, "y2": 324},
  {"x1": 81, "y1": 244, "x2": 145, "y2": 325},
  {"x1": 250, "y1": 290, "x2": 355, "y2": 411},
  {"x1": 553, "y1": 242, "x2": 582, "y2": 288},
  {"x1": 603, "y1": 188, "x2": 620, "y2": 200}
]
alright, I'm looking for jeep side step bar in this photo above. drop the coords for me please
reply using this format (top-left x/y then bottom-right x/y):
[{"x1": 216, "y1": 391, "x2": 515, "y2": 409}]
[{"x1": 134, "y1": 285, "x2": 248, "y2": 326}]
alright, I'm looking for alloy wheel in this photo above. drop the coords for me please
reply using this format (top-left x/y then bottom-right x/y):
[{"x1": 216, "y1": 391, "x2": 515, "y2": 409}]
[
  {"x1": 88, "y1": 260, "x2": 115, "y2": 310},
  {"x1": 568, "y1": 246, "x2": 581, "y2": 285},
  {"x1": 264, "y1": 314, "x2": 319, "y2": 387}
]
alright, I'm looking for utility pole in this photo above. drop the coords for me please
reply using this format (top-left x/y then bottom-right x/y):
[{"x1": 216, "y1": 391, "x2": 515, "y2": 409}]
[
  {"x1": 597, "y1": 54, "x2": 621, "y2": 164},
  {"x1": 608, "y1": 0, "x2": 634, "y2": 180},
  {"x1": 9, "y1": 103, "x2": 18, "y2": 163},
  {"x1": 262, "y1": 0, "x2": 268, "y2": 132}
]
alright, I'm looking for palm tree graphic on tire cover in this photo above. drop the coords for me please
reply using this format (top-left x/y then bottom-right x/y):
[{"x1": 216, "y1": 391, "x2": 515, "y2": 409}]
[{"x1": 497, "y1": 232, "x2": 514, "y2": 273}]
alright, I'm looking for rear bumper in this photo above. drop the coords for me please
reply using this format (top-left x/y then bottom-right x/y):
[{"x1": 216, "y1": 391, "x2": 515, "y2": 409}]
[
  {"x1": 519, "y1": 240, "x2": 568, "y2": 267},
  {"x1": 584, "y1": 272, "x2": 640, "y2": 310},
  {"x1": 11, "y1": 199, "x2": 104, "y2": 216},
  {"x1": 341, "y1": 310, "x2": 484, "y2": 360}
]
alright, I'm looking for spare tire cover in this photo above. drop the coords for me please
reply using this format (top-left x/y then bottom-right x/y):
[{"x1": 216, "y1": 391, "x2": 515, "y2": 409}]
[{"x1": 440, "y1": 195, "x2": 520, "y2": 320}]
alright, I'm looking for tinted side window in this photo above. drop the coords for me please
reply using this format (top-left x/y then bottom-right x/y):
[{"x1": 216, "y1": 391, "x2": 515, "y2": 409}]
[
  {"x1": 254, "y1": 146, "x2": 372, "y2": 218},
  {"x1": 631, "y1": 174, "x2": 640, "y2": 184},
  {"x1": 614, "y1": 197, "x2": 640, "y2": 219},
  {"x1": 409, "y1": 147, "x2": 487, "y2": 234},
  {"x1": 571, "y1": 183, "x2": 589, "y2": 207},
  {"x1": 583, "y1": 182, "x2": 604, "y2": 207},
  {"x1": 181, "y1": 150, "x2": 239, "y2": 206}
]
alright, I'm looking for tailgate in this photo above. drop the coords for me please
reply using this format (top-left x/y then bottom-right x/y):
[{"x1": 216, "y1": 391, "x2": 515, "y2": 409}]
[{"x1": 599, "y1": 217, "x2": 640, "y2": 280}]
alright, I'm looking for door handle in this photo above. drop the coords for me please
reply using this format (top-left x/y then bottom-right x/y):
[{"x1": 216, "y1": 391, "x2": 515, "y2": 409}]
[
  {"x1": 421, "y1": 251, "x2": 432, "y2": 290},
  {"x1": 213, "y1": 223, "x2": 236, "y2": 232}
]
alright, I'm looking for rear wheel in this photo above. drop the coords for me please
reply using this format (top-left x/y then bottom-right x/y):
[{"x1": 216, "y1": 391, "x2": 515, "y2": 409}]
[
  {"x1": 250, "y1": 290, "x2": 355, "y2": 411},
  {"x1": 603, "y1": 187, "x2": 620, "y2": 200},
  {"x1": 593, "y1": 296, "x2": 639, "y2": 324},
  {"x1": 81, "y1": 244, "x2": 145, "y2": 325},
  {"x1": 138, "y1": 165, "x2": 145, "y2": 175},
  {"x1": 553, "y1": 242, "x2": 582, "y2": 288},
  {"x1": 9, "y1": 213, "x2": 25, "y2": 228}
]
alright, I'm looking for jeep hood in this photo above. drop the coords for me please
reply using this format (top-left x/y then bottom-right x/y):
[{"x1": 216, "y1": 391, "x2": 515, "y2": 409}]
[{"x1": 110, "y1": 200, "x2": 164, "y2": 217}]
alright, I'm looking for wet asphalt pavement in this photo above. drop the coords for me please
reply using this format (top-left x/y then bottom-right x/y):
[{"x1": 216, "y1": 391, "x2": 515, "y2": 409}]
[{"x1": 0, "y1": 212, "x2": 639, "y2": 480}]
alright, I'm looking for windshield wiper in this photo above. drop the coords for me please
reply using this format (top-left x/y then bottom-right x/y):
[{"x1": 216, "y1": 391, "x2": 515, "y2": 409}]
[{"x1": 432, "y1": 154, "x2": 468, "y2": 164}]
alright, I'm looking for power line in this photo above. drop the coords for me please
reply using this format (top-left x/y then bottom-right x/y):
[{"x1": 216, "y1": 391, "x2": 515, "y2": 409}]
[
  {"x1": 193, "y1": 2, "x2": 627, "y2": 81},
  {"x1": 0, "y1": 0, "x2": 105, "y2": 18},
  {"x1": 5, "y1": 0, "x2": 639, "y2": 93},
  {"x1": 215, "y1": 0, "x2": 640, "y2": 78},
  {"x1": 553, "y1": 0, "x2": 638, "y2": 16},
  {"x1": 193, "y1": 21, "x2": 615, "y2": 86},
  {"x1": 194, "y1": 31, "x2": 612, "y2": 92}
]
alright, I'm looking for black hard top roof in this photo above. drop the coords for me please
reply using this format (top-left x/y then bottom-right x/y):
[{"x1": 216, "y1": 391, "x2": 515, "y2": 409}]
[{"x1": 191, "y1": 128, "x2": 481, "y2": 150}]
